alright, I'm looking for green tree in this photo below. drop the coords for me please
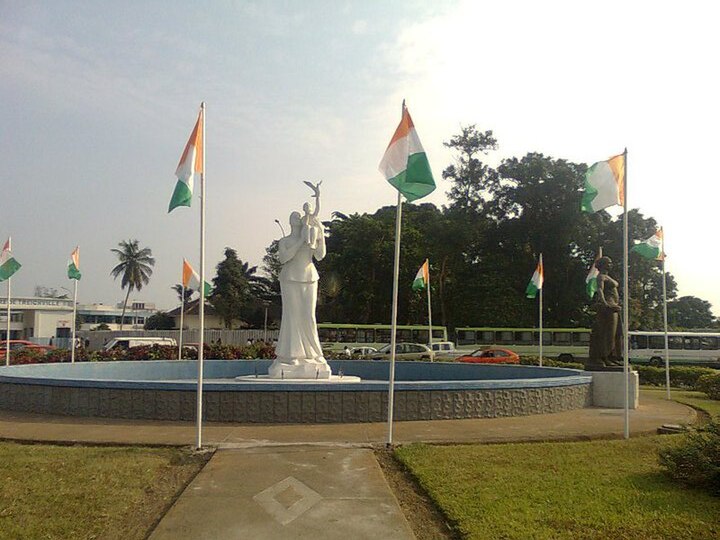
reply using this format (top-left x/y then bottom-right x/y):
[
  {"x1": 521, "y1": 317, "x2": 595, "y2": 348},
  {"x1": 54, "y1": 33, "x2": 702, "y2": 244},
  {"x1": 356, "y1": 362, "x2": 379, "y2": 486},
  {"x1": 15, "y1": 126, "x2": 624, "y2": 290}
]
[
  {"x1": 172, "y1": 284, "x2": 194, "y2": 303},
  {"x1": 110, "y1": 239, "x2": 155, "y2": 331},
  {"x1": 144, "y1": 311, "x2": 175, "y2": 330},
  {"x1": 668, "y1": 296, "x2": 715, "y2": 329},
  {"x1": 209, "y1": 248, "x2": 267, "y2": 328},
  {"x1": 443, "y1": 125, "x2": 498, "y2": 211}
]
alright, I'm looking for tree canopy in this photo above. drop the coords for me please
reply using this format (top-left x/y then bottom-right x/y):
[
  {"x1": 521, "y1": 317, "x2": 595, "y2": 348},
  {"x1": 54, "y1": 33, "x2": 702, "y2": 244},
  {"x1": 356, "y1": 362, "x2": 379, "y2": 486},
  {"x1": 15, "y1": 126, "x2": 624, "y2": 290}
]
[
  {"x1": 221, "y1": 125, "x2": 715, "y2": 332},
  {"x1": 110, "y1": 239, "x2": 155, "y2": 331}
]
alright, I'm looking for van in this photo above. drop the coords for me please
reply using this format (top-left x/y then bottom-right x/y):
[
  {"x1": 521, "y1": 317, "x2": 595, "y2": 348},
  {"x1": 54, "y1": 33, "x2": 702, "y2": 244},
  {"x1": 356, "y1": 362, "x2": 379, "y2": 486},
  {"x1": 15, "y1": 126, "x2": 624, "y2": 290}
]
[
  {"x1": 103, "y1": 337, "x2": 177, "y2": 351},
  {"x1": 430, "y1": 341, "x2": 456, "y2": 354}
]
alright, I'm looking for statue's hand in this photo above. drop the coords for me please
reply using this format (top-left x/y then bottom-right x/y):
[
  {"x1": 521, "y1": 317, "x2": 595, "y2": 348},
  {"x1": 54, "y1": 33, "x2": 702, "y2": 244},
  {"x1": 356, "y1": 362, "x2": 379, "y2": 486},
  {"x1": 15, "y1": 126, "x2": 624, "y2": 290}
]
[{"x1": 303, "y1": 180, "x2": 321, "y2": 197}]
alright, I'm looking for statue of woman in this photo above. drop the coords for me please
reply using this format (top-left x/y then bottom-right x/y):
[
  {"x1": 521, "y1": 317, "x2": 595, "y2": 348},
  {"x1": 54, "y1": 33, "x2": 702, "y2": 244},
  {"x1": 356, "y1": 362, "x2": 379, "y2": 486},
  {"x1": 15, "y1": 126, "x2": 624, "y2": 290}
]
[
  {"x1": 587, "y1": 256, "x2": 624, "y2": 368},
  {"x1": 268, "y1": 182, "x2": 331, "y2": 379}
]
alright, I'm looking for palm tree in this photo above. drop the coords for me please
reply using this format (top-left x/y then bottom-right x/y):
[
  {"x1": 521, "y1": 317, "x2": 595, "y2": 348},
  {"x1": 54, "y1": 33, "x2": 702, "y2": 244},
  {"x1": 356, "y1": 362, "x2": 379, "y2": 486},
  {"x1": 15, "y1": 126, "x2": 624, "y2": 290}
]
[
  {"x1": 110, "y1": 239, "x2": 155, "y2": 330},
  {"x1": 172, "y1": 284, "x2": 194, "y2": 303}
]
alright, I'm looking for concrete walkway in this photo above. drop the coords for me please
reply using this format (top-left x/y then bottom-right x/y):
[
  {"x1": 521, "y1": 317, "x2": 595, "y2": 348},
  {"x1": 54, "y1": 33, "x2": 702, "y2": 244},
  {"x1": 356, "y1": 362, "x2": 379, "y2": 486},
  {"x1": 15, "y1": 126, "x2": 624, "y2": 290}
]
[
  {"x1": 150, "y1": 446, "x2": 414, "y2": 539},
  {"x1": 0, "y1": 394, "x2": 696, "y2": 447}
]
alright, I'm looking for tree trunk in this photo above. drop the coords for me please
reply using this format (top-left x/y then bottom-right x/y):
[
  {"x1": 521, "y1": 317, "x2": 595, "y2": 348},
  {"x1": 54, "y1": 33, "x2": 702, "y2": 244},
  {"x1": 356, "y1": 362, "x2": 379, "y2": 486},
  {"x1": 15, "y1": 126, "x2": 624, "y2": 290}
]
[{"x1": 119, "y1": 287, "x2": 132, "y2": 331}]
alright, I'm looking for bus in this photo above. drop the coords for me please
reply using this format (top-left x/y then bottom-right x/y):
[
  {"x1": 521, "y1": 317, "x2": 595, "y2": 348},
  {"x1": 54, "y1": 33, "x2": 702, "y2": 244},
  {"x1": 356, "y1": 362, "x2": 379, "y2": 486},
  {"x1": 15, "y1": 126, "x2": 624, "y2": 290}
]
[
  {"x1": 317, "y1": 323, "x2": 448, "y2": 352},
  {"x1": 629, "y1": 331, "x2": 720, "y2": 368},
  {"x1": 455, "y1": 326, "x2": 720, "y2": 367},
  {"x1": 455, "y1": 327, "x2": 589, "y2": 361}
]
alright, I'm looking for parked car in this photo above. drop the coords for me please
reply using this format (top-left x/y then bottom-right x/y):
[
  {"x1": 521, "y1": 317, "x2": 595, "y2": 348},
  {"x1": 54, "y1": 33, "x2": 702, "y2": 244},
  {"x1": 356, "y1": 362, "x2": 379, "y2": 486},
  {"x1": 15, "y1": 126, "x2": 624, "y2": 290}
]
[
  {"x1": 351, "y1": 346, "x2": 377, "y2": 356},
  {"x1": 456, "y1": 347, "x2": 520, "y2": 364},
  {"x1": 367, "y1": 343, "x2": 433, "y2": 360},
  {"x1": 103, "y1": 337, "x2": 177, "y2": 351},
  {"x1": 430, "y1": 341, "x2": 457, "y2": 356},
  {"x1": 0, "y1": 340, "x2": 55, "y2": 354}
]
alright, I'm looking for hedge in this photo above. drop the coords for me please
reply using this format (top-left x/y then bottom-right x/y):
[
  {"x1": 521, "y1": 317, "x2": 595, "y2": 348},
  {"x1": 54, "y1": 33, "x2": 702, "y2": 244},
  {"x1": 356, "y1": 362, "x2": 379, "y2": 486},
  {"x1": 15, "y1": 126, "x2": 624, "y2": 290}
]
[{"x1": 635, "y1": 365, "x2": 716, "y2": 389}]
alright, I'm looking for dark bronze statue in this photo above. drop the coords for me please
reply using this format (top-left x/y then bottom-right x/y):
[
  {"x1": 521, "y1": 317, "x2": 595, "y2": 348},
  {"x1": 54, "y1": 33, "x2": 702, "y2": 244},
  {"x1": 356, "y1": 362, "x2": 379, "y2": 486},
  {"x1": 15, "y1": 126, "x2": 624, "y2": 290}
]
[{"x1": 586, "y1": 256, "x2": 624, "y2": 368}]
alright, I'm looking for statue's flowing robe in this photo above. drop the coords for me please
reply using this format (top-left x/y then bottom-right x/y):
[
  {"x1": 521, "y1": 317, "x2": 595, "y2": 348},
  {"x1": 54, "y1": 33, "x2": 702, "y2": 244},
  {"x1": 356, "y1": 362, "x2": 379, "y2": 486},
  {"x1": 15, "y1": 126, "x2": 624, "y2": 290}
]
[{"x1": 275, "y1": 234, "x2": 325, "y2": 363}]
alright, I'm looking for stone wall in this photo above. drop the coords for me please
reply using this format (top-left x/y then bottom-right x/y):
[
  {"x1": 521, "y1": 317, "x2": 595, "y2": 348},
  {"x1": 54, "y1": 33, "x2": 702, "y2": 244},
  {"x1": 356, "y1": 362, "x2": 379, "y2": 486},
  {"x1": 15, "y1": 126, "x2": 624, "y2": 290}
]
[{"x1": 0, "y1": 382, "x2": 591, "y2": 423}]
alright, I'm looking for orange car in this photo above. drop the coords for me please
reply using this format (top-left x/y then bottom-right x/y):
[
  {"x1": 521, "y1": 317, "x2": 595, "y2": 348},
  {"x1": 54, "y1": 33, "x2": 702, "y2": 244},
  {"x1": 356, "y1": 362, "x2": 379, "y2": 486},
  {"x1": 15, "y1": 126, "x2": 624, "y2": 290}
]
[
  {"x1": 456, "y1": 347, "x2": 520, "y2": 364},
  {"x1": 0, "y1": 340, "x2": 55, "y2": 355}
]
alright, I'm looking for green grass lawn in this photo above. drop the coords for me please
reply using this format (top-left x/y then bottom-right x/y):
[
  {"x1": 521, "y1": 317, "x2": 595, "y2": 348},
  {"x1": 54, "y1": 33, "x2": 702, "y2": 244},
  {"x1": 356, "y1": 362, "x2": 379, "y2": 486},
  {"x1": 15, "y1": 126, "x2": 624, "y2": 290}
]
[
  {"x1": 396, "y1": 437, "x2": 720, "y2": 539},
  {"x1": 641, "y1": 386, "x2": 720, "y2": 418},
  {"x1": 0, "y1": 443, "x2": 207, "y2": 540}
]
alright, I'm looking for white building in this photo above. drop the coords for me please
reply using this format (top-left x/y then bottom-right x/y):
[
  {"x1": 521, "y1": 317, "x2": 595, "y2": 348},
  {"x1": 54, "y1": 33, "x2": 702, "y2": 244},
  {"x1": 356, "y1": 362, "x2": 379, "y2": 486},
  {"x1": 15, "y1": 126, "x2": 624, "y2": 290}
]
[
  {"x1": 0, "y1": 296, "x2": 159, "y2": 340},
  {"x1": 0, "y1": 296, "x2": 74, "y2": 341},
  {"x1": 77, "y1": 301, "x2": 157, "y2": 331}
]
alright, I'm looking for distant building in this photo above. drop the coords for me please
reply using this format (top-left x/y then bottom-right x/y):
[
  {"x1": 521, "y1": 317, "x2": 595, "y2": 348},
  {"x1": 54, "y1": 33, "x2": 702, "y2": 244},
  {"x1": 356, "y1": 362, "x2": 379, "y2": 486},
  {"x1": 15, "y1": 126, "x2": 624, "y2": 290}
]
[
  {"x1": 77, "y1": 301, "x2": 157, "y2": 331},
  {"x1": 0, "y1": 296, "x2": 74, "y2": 340}
]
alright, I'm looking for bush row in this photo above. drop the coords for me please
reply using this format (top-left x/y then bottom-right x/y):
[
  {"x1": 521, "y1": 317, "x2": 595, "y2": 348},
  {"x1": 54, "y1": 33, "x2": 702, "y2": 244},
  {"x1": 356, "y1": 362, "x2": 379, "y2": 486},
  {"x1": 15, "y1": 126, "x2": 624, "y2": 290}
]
[
  {"x1": 697, "y1": 372, "x2": 720, "y2": 400},
  {"x1": 659, "y1": 419, "x2": 720, "y2": 496},
  {"x1": 634, "y1": 366, "x2": 717, "y2": 390},
  {"x1": 8, "y1": 343, "x2": 277, "y2": 365},
  {"x1": 520, "y1": 356, "x2": 585, "y2": 370}
]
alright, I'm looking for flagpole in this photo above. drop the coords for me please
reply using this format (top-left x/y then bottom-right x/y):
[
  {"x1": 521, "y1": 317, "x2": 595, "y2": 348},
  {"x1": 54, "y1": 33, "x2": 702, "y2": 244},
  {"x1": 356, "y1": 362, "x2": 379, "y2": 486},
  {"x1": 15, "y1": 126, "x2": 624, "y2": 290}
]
[
  {"x1": 178, "y1": 284, "x2": 185, "y2": 361},
  {"x1": 622, "y1": 148, "x2": 630, "y2": 440},
  {"x1": 661, "y1": 231, "x2": 670, "y2": 400},
  {"x1": 539, "y1": 253, "x2": 543, "y2": 367},
  {"x1": 426, "y1": 260, "x2": 434, "y2": 361},
  {"x1": 71, "y1": 279, "x2": 78, "y2": 363},
  {"x1": 387, "y1": 190, "x2": 403, "y2": 447},
  {"x1": 5, "y1": 278, "x2": 10, "y2": 366},
  {"x1": 196, "y1": 101, "x2": 206, "y2": 450}
]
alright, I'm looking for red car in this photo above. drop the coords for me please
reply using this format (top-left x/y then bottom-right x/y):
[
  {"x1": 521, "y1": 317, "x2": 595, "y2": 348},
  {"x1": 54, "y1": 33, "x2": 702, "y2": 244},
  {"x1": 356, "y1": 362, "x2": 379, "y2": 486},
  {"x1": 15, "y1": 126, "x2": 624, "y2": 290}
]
[
  {"x1": 0, "y1": 340, "x2": 55, "y2": 355},
  {"x1": 456, "y1": 347, "x2": 520, "y2": 364}
]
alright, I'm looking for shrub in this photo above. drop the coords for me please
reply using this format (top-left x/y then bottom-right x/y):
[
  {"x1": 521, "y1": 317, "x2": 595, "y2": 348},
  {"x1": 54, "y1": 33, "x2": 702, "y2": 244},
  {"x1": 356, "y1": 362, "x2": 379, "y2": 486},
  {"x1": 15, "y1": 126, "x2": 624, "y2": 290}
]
[
  {"x1": 520, "y1": 356, "x2": 584, "y2": 370},
  {"x1": 697, "y1": 372, "x2": 720, "y2": 400},
  {"x1": 635, "y1": 366, "x2": 716, "y2": 389},
  {"x1": 658, "y1": 419, "x2": 720, "y2": 495}
]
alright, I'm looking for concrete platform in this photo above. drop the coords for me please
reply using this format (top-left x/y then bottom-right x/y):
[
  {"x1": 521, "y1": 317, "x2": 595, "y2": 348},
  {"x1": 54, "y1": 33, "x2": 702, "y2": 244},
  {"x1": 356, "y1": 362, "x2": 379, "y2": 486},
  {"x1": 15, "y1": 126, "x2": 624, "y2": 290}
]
[{"x1": 149, "y1": 447, "x2": 414, "y2": 539}]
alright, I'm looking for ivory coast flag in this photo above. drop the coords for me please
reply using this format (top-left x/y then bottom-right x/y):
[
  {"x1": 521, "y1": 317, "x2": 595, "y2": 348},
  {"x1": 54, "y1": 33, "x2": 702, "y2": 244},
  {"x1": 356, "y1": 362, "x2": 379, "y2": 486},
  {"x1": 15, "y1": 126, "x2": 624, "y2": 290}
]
[
  {"x1": 586, "y1": 256, "x2": 601, "y2": 299},
  {"x1": 182, "y1": 259, "x2": 212, "y2": 296},
  {"x1": 0, "y1": 238, "x2": 21, "y2": 282},
  {"x1": 379, "y1": 102, "x2": 436, "y2": 202},
  {"x1": 525, "y1": 255, "x2": 544, "y2": 299},
  {"x1": 581, "y1": 153, "x2": 625, "y2": 213},
  {"x1": 67, "y1": 246, "x2": 81, "y2": 280},
  {"x1": 169, "y1": 107, "x2": 204, "y2": 213},
  {"x1": 631, "y1": 228, "x2": 664, "y2": 260},
  {"x1": 412, "y1": 259, "x2": 429, "y2": 291}
]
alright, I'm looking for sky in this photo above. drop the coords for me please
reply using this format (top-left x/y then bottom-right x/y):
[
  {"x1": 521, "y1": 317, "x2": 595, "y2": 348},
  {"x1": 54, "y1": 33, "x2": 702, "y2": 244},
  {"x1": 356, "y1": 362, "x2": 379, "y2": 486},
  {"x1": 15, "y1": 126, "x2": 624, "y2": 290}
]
[{"x1": 1, "y1": 0, "x2": 718, "y2": 316}]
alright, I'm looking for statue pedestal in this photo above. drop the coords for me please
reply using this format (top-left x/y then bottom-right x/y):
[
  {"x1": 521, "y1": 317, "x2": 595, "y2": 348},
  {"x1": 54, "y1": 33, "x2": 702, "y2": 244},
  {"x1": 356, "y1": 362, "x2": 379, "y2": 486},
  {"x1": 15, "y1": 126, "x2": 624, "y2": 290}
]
[
  {"x1": 588, "y1": 370, "x2": 639, "y2": 409},
  {"x1": 267, "y1": 360, "x2": 332, "y2": 380}
]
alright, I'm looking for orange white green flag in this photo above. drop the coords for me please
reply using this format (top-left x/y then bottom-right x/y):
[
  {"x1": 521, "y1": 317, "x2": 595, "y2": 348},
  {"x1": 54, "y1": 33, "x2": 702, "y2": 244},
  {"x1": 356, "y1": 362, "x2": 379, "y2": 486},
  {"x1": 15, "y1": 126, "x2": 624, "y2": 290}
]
[
  {"x1": 412, "y1": 259, "x2": 429, "y2": 291},
  {"x1": 169, "y1": 107, "x2": 204, "y2": 213},
  {"x1": 525, "y1": 255, "x2": 544, "y2": 299},
  {"x1": 182, "y1": 259, "x2": 212, "y2": 296},
  {"x1": 581, "y1": 153, "x2": 625, "y2": 213},
  {"x1": 67, "y1": 246, "x2": 81, "y2": 280},
  {"x1": 379, "y1": 102, "x2": 436, "y2": 202},
  {"x1": 631, "y1": 228, "x2": 664, "y2": 260},
  {"x1": 0, "y1": 238, "x2": 21, "y2": 282},
  {"x1": 586, "y1": 254, "x2": 602, "y2": 299}
]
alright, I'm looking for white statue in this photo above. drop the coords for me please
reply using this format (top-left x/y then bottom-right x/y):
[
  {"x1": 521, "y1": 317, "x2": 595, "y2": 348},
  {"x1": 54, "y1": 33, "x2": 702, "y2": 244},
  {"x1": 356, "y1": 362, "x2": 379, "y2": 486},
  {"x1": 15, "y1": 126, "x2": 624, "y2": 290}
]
[{"x1": 268, "y1": 181, "x2": 332, "y2": 379}]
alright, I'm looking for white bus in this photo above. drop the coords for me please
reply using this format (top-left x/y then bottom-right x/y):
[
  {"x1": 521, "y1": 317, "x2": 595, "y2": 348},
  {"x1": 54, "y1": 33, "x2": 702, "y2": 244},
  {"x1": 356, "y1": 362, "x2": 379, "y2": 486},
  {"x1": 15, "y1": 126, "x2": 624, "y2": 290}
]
[{"x1": 629, "y1": 331, "x2": 720, "y2": 368}]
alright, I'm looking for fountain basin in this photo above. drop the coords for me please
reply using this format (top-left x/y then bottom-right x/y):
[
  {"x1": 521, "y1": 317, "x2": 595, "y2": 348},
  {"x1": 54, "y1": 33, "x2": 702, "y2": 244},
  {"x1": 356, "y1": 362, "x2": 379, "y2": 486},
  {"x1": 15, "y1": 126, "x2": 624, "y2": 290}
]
[{"x1": 0, "y1": 360, "x2": 592, "y2": 423}]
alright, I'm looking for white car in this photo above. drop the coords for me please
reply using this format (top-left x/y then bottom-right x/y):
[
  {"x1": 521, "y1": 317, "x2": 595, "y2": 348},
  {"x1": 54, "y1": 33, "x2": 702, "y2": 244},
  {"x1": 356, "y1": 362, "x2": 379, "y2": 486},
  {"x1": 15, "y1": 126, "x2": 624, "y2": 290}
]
[
  {"x1": 430, "y1": 341, "x2": 456, "y2": 356},
  {"x1": 103, "y1": 337, "x2": 177, "y2": 351},
  {"x1": 350, "y1": 346, "x2": 378, "y2": 356},
  {"x1": 367, "y1": 343, "x2": 433, "y2": 360}
]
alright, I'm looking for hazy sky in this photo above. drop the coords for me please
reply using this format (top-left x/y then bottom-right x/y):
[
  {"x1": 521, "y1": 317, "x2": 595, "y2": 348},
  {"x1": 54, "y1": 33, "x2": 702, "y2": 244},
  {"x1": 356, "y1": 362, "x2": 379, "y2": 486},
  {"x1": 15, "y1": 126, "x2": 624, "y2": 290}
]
[{"x1": 1, "y1": 1, "x2": 718, "y2": 316}]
